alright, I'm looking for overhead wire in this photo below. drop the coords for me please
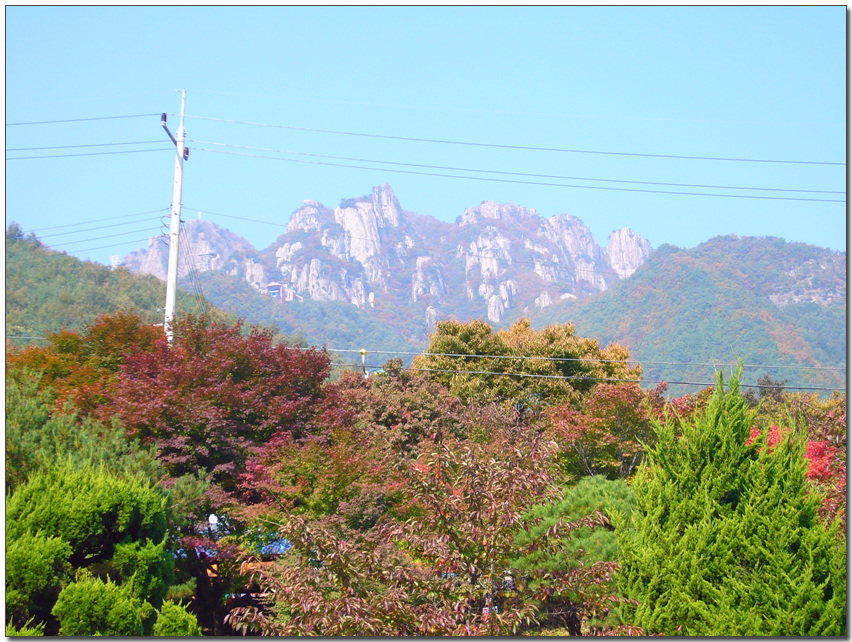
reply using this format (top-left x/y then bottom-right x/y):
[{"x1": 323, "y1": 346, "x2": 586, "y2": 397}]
[
  {"x1": 325, "y1": 349, "x2": 847, "y2": 372},
  {"x1": 32, "y1": 215, "x2": 165, "y2": 240},
  {"x1": 6, "y1": 140, "x2": 165, "y2": 152},
  {"x1": 326, "y1": 362, "x2": 846, "y2": 392},
  {"x1": 24, "y1": 208, "x2": 170, "y2": 233},
  {"x1": 191, "y1": 146, "x2": 845, "y2": 204},
  {"x1": 178, "y1": 220, "x2": 210, "y2": 315},
  {"x1": 180, "y1": 114, "x2": 845, "y2": 166},
  {"x1": 45, "y1": 226, "x2": 163, "y2": 249},
  {"x1": 6, "y1": 148, "x2": 173, "y2": 160},
  {"x1": 5, "y1": 113, "x2": 162, "y2": 126},
  {"x1": 190, "y1": 139, "x2": 845, "y2": 197}
]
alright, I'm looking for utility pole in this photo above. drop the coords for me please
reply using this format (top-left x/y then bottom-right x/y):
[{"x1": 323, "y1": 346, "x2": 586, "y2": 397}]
[{"x1": 161, "y1": 90, "x2": 189, "y2": 344}]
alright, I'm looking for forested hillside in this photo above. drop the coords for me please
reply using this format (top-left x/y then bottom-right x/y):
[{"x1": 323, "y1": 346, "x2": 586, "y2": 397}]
[
  {"x1": 190, "y1": 270, "x2": 423, "y2": 354},
  {"x1": 528, "y1": 235, "x2": 846, "y2": 395},
  {"x1": 5, "y1": 224, "x2": 209, "y2": 347}
]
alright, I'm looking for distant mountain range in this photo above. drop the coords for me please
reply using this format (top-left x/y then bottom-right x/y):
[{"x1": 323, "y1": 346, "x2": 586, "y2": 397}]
[
  {"x1": 123, "y1": 184, "x2": 652, "y2": 337},
  {"x1": 9, "y1": 184, "x2": 844, "y2": 397}
]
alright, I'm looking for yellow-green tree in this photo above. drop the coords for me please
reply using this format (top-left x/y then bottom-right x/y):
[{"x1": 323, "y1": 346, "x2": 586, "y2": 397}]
[{"x1": 413, "y1": 318, "x2": 640, "y2": 411}]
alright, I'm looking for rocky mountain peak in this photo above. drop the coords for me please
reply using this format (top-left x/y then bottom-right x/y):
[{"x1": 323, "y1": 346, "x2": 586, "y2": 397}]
[
  {"x1": 122, "y1": 184, "x2": 654, "y2": 334},
  {"x1": 605, "y1": 228, "x2": 653, "y2": 278},
  {"x1": 287, "y1": 200, "x2": 334, "y2": 233},
  {"x1": 122, "y1": 218, "x2": 258, "y2": 282},
  {"x1": 458, "y1": 201, "x2": 539, "y2": 227},
  {"x1": 336, "y1": 184, "x2": 403, "y2": 229}
]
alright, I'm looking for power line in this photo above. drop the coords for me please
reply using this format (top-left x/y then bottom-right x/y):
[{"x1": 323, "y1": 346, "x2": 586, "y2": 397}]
[
  {"x1": 6, "y1": 140, "x2": 164, "y2": 152},
  {"x1": 5, "y1": 113, "x2": 161, "y2": 126},
  {"x1": 66, "y1": 236, "x2": 162, "y2": 255},
  {"x1": 191, "y1": 140, "x2": 845, "y2": 197},
  {"x1": 179, "y1": 220, "x2": 210, "y2": 315},
  {"x1": 7, "y1": 148, "x2": 172, "y2": 160},
  {"x1": 327, "y1": 349, "x2": 847, "y2": 373},
  {"x1": 181, "y1": 113, "x2": 845, "y2": 167},
  {"x1": 47, "y1": 227, "x2": 162, "y2": 249},
  {"x1": 327, "y1": 363, "x2": 846, "y2": 392},
  {"x1": 192, "y1": 147, "x2": 845, "y2": 204},
  {"x1": 34, "y1": 216, "x2": 164, "y2": 240},
  {"x1": 183, "y1": 208, "x2": 288, "y2": 229},
  {"x1": 25, "y1": 208, "x2": 169, "y2": 233},
  {"x1": 5, "y1": 235, "x2": 161, "y2": 260}
]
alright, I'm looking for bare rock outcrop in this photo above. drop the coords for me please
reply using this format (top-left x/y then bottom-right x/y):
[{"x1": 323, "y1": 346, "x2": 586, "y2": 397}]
[{"x1": 605, "y1": 228, "x2": 653, "y2": 278}]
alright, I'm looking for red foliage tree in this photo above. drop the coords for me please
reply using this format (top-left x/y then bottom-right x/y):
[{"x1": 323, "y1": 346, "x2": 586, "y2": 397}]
[
  {"x1": 548, "y1": 382, "x2": 666, "y2": 480},
  {"x1": 6, "y1": 310, "x2": 163, "y2": 413},
  {"x1": 228, "y1": 426, "x2": 629, "y2": 636},
  {"x1": 97, "y1": 317, "x2": 331, "y2": 495}
]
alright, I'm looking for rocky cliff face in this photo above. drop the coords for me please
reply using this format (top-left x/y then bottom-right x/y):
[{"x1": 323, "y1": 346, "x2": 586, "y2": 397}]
[
  {"x1": 123, "y1": 184, "x2": 654, "y2": 336},
  {"x1": 122, "y1": 218, "x2": 265, "y2": 285},
  {"x1": 605, "y1": 228, "x2": 654, "y2": 278}
]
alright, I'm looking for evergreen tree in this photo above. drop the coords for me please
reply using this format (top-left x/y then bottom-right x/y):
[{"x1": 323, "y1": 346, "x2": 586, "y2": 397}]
[
  {"x1": 615, "y1": 372, "x2": 846, "y2": 636},
  {"x1": 5, "y1": 461, "x2": 172, "y2": 634},
  {"x1": 152, "y1": 599, "x2": 203, "y2": 636}
]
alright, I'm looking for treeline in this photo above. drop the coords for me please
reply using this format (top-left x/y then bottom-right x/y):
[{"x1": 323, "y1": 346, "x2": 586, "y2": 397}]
[{"x1": 5, "y1": 311, "x2": 846, "y2": 635}]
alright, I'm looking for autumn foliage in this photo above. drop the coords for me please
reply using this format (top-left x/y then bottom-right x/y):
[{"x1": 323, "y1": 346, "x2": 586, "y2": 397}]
[{"x1": 5, "y1": 312, "x2": 846, "y2": 636}]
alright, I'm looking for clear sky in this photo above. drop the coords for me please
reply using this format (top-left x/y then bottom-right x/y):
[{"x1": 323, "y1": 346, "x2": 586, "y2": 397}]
[{"x1": 6, "y1": 5, "x2": 847, "y2": 266}]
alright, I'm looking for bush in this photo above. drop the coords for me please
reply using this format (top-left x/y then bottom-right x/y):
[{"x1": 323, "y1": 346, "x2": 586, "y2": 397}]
[{"x1": 5, "y1": 533, "x2": 71, "y2": 629}]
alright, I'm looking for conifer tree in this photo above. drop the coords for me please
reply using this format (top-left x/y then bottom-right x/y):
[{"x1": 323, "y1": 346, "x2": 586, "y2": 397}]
[{"x1": 616, "y1": 372, "x2": 846, "y2": 636}]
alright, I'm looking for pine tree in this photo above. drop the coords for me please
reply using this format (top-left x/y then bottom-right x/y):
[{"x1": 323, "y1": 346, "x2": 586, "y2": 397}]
[{"x1": 616, "y1": 372, "x2": 846, "y2": 635}]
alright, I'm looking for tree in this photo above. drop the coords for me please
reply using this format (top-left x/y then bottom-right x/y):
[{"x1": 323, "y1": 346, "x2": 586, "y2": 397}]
[
  {"x1": 513, "y1": 475, "x2": 640, "y2": 633},
  {"x1": 414, "y1": 318, "x2": 640, "y2": 412},
  {"x1": 615, "y1": 372, "x2": 846, "y2": 636},
  {"x1": 5, "y1": 461, "x2": 172, "y2": 634},
  {"x1": 6, "y1": 310, "x2": 164, "y2": 414},
  {"x1": 92, "y1": 316, "x2": 334, "y2": 634},
  {"x1": 152, "y1": 600, "x2": 203, "y2": 636},
  {"x1": 547, "y1": 382, "x2": 665, "y2": 480},
  {"x1": 5, "y1": 372, "x2": 160, "y2": 494},
  {"x1": 228, "y1": 427, "x2": 628, "y2": 636},
  {"x1": 98, "y1": 316, "x2": 332, "y2": 495}
]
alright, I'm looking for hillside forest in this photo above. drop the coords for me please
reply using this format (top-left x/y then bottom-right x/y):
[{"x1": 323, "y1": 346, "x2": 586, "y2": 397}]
[{"x1": 4, "y1": 226, "x2": 847, "y2": 636}]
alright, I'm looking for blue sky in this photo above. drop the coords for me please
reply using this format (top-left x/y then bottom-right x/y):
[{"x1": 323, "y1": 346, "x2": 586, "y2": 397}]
[{"x1": 6, "y1": 5, "x2": 846, "y2": 266}]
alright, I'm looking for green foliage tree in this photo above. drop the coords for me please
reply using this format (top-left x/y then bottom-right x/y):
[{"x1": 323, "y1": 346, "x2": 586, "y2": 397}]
[
  {"x1": 515, "y1": 475, "x2": 638, "y2": 576},
  {"x1": 6, "y1": 460, "x2": 172, "y2": 634},
  {"x1": 152, "y1": 599, "x2": 203, "y2": 636},
  {"x1": 513, "y1": 476, "x2": 639, "y2": 632},
  {"x1": 51, "y1": 573, "x2": 149, "y2": 636},
  {"x1": 615, "y1": 372, "x2": 847, "y2": 636},
  {"x1": 5, "y1": 372, "x2": 160, "y2": 494}
]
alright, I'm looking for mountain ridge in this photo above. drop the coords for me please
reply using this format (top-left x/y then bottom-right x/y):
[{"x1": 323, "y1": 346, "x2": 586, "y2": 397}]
[{"x1": 123, "y1": 184, "x2": 653, "y2": 334}]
